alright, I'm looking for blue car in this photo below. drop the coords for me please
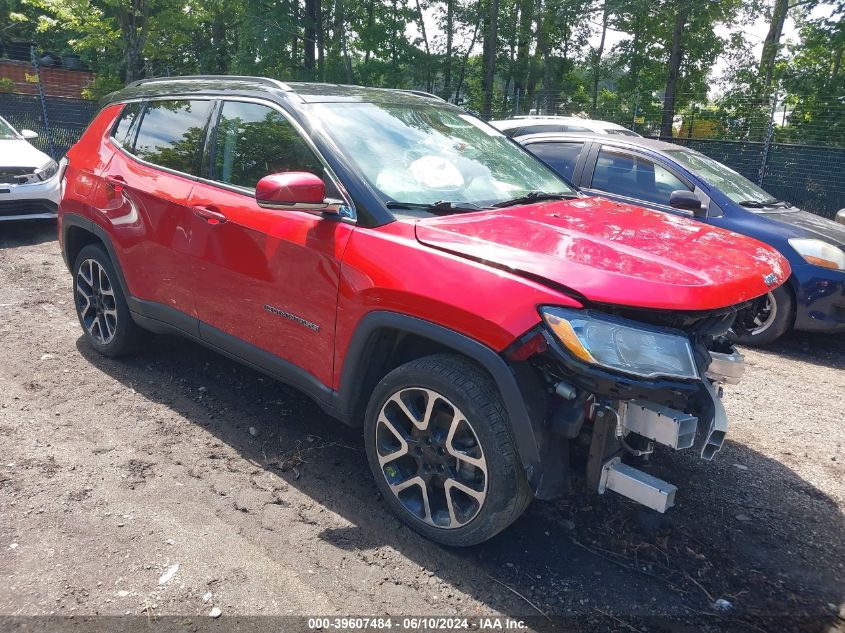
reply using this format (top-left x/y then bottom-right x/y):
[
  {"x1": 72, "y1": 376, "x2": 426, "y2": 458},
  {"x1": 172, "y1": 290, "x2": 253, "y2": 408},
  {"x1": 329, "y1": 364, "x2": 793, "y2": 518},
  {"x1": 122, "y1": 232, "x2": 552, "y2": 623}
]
[{"x1": 515, "y1": 132, "x2": 845, "y2": 345}]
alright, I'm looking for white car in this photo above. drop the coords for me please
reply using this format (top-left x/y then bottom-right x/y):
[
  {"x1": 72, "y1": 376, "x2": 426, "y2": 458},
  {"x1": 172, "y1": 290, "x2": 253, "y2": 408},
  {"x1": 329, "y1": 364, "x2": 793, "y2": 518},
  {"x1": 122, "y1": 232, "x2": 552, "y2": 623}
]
[
  {"x1": 489, "y1": 115, "x2": 641, "y2": 138},
  {"x1": 0, "y1": 115, "x2": 60, "y2": 221}
]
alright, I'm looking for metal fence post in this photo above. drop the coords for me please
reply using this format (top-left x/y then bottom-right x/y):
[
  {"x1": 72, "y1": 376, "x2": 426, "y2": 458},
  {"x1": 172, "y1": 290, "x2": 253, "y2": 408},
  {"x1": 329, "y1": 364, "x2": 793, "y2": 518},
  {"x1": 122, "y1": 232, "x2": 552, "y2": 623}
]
[
  {"x1": 758, "y1": 92, "x2": 778, "y2": 186},
  {"x1": 30, "y1": 46, "x2": 57, "y2": 160}
]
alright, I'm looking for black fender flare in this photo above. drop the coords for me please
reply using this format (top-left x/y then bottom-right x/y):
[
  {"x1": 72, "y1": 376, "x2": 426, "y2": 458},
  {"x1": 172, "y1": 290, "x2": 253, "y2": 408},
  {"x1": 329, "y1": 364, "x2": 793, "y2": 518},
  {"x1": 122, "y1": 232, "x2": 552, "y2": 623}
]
[
  {"x1": 61, "y1": 213, "x2": 131, "y2": 296},
  {"x1": 337, "y1": 311, "x2": 556, "y2": 495}
]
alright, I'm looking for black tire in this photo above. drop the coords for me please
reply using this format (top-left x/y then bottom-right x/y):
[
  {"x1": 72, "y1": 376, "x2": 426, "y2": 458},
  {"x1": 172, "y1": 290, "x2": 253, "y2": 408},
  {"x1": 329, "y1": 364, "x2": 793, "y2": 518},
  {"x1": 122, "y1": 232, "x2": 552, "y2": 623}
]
[
  {"x1": 73, "y1": 244, "x2": 143, "y2": 357},
  {"x1": 731, "y1": 285, "x2": 795, "y2": 347},
  {"x1": 364, "y1": 354, "x2": 532, "y2": 546}
]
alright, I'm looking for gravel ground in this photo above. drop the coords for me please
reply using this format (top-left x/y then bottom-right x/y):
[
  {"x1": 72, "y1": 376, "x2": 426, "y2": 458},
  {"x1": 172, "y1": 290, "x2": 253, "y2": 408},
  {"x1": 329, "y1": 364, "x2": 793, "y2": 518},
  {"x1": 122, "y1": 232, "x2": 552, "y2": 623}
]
[{"x1": 0, "y1": 221, "x2": 843, "y2": 632}]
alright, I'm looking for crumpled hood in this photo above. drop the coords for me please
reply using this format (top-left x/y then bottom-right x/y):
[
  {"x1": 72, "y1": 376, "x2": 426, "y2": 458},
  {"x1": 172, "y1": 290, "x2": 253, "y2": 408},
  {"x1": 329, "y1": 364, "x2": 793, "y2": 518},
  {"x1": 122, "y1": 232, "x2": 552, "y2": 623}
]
[
  {"x1": 415, "y1": 197, "x2": 791, "y2": 311},
  {"x1": 762, "y1": 208, "x2": 845, "y2": 247},
  {"x1": 0, "y1": 139, "x2": 52, "y2": 169}
]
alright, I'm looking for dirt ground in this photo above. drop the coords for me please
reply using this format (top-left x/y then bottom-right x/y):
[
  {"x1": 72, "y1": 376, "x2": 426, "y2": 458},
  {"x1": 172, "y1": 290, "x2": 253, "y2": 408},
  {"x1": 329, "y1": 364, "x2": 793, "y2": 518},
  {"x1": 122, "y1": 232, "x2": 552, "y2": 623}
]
[{"x1": 0, "y1": 220, "x2": 843, "y2": 632}]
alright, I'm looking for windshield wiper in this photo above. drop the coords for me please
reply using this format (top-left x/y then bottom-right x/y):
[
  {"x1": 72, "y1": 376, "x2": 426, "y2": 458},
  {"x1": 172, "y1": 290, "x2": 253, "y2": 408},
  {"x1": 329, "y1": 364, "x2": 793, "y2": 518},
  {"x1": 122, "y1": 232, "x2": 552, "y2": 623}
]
[
  {"x1": 738, "y1": 198, "x2": 790, "y2": 209},
  {"x1": 385, "y1": 200, "x2": 485, "y2": 214},
  {"x1": 492, "y1": 191, "x2": 579, "y2": 208}
]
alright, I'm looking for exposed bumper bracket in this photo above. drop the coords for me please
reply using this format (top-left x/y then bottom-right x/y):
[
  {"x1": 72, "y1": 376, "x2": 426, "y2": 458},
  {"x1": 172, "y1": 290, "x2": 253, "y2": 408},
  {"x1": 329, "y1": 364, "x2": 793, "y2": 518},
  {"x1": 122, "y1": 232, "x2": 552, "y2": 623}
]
[
  {"x1": 599, "y1": 457, "x2": 677, "y2": 513},
  {"x1": 619, "y1": 400, "x2": 698, "y2": 450}
]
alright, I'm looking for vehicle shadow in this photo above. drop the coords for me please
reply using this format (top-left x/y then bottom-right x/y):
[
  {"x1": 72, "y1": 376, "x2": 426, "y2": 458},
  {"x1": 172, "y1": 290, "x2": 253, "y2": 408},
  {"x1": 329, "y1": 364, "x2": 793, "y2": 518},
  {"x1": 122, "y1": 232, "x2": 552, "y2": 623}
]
[
  {"x1": 76, "y1": 334, "x2": 844, "y2": 631},
  {"x1": 748, "y1": 328, "x2": 845, "y2": 371},
  {"x1": 0, "y1": 219, "x2": 57, "y2": 249}
]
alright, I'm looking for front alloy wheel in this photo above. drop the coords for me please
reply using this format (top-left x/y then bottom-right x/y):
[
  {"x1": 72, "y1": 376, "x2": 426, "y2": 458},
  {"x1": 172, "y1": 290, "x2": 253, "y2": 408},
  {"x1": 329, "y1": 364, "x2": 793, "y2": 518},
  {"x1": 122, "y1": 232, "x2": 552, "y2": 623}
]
[
  {"x1": 376, "y1": 387, "x2": 488, "y2": 529},
  {"x1": 364, "y1": 354, "x2": 532, "y2": 546}
]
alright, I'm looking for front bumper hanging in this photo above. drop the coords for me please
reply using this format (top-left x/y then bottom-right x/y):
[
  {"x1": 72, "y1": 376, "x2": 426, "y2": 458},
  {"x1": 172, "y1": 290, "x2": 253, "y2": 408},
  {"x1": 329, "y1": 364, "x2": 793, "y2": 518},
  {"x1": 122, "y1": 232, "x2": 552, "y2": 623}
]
[{"x1": 593, "y1": 348, "x2": 746, "y2": 513}]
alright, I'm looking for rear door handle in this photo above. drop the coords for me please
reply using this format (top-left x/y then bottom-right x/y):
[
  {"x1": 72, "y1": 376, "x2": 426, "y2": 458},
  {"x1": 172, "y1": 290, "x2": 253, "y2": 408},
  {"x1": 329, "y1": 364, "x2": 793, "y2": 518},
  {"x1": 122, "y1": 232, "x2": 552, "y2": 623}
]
[{"x1": 192, "y1": 205, "x2": 227, "y2": 225}]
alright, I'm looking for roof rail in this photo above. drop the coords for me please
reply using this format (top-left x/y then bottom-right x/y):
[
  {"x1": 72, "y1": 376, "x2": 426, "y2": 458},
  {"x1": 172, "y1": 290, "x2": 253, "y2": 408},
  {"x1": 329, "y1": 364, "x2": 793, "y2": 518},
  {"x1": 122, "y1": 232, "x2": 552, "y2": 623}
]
[
  {"x1": 513, "y1": 114, "x2": 580, "y2": 120},
  {"x1": 399, "y1": 89, "x2": 446, "y2": 101},
  {"x1": 126, "y1": 75, "x2": 293, "y2": 92}
]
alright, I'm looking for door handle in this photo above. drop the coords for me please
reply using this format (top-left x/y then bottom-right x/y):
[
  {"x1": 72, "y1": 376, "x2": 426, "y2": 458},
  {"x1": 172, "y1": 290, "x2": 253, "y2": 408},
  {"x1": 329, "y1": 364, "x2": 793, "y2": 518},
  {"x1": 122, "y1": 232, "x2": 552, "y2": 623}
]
[
  {"x1": 104, "y1": 175, "x2": 125, "y2": 192},
  {"x1": 192, "y1": 205, "x2": 227, "y2": 225}
]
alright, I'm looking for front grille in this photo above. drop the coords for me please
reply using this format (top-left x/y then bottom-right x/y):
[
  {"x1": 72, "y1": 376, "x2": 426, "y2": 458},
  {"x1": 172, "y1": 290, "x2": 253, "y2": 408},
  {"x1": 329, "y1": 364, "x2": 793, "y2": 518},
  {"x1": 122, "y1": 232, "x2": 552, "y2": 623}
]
[
  {"x1": 0, "y1": 199, "x2": 58, "y2": 217},
  {"x1": 0, "y1": 167, "x2": 35, "y2": 185}
]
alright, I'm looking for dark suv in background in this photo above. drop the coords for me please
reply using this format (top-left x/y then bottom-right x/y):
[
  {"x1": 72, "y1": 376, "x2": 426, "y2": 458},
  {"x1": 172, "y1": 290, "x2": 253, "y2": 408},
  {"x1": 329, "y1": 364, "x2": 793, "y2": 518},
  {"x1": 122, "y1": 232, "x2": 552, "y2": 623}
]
[{"x1": 58, "y1": 77, "x2": 787, "y2": 545}]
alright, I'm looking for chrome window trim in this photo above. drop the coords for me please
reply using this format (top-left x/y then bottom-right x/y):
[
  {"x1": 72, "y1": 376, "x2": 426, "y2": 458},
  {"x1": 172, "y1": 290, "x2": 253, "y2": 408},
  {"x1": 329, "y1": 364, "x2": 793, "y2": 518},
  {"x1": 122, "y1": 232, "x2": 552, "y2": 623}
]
[{"x1": 108, "y1": 95, "x2": 356, "y2": 222}]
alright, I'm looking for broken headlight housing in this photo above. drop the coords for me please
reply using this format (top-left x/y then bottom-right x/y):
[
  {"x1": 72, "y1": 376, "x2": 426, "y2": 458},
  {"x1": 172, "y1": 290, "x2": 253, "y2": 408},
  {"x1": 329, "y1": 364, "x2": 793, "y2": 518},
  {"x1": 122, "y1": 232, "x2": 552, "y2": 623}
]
[{"x1": 540, "y1": 307, "x2": 699, "y2": 381}]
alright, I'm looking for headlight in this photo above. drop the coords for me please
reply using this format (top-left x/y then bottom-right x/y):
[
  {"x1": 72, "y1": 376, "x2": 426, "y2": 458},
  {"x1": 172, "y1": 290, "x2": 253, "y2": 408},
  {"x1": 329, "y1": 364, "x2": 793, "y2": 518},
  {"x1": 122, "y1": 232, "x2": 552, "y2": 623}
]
[
  {"x1": 788, "y1": 238, "x2": 845, "y2": 271},
  {"x1": 540, "y1": 307, "x2": 699, "y2": 380},
  {"x1": 34, "y1": 160, "x2": 59, "y2": 181}
]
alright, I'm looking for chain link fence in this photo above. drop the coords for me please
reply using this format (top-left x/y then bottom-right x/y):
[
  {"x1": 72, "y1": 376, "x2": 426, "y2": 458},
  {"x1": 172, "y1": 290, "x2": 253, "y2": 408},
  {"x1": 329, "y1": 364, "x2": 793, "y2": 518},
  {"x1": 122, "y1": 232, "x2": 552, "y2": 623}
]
[{"x1": 0, "y1": 92, "x2": 97, "y2": 160}]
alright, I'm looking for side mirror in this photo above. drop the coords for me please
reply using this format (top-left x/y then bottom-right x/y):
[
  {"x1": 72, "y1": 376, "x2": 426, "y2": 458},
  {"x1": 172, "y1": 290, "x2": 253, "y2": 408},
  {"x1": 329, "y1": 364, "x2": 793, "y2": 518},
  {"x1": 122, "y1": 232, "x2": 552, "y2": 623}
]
[
  {"x1": 21, "y1": 129, "x2": 38, "y2": 140},
  {"x1": 669, "y1": 190, "x2": 707, "y2": 218},
  {"x1": 255, "y1": 172, "x2": 334, "y2": 212},
  {"x1": 837, "y1": 208, "x2": 845, "y2": 226}
]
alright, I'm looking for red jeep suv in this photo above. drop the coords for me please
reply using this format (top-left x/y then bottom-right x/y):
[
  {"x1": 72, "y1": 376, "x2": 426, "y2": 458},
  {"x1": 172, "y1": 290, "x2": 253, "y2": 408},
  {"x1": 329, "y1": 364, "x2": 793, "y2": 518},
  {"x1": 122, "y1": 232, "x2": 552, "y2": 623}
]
[{"x1": 59, "y1": 77, "x2": 790, "y2": 545}]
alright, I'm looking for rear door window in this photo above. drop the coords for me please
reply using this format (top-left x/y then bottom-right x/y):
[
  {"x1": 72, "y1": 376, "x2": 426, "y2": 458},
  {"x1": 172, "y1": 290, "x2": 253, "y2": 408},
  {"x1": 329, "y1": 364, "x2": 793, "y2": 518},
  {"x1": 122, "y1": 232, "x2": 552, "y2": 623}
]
[
  {"x1": 210, "y1": 100, "x2": 328, "y2": 191},
  {"x1": 132, "y1": 100, "x2": 213, "y2": 174},
  {"x1": 524, "y1": 141, "x2": 585, "y2": 181},
  {"x1": 590, "y1": 147, "x2": 690, "y2": 206}
]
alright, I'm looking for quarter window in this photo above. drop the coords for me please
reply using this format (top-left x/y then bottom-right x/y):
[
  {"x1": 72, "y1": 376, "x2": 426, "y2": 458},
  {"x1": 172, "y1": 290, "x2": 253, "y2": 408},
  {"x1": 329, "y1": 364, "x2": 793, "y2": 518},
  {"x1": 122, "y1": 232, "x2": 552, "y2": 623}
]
[
  {"x1": 112, "y1": 102, "x2": 142, "y2": 148},
  {"x1": 211, "y1": 101, "x2": 326, "y2": 190},
  {"x1": 132, "y1": 100, "x2": 213, "y2": 174},
  {"x1": 591, "y1": 148, "x2": 690, "y2": 206},
  {"x1": 525, "y1": 141, "x2": 584, "y2": 181}
]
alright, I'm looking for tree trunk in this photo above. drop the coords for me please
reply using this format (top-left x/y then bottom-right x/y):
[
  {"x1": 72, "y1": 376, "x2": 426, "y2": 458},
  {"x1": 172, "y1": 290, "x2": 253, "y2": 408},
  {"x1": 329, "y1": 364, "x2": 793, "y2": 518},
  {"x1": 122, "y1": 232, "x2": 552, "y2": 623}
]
[
  {"x1": 512, "y1": 0, "x2": 533, "y2": 114},
  {"x1": 304, "y1": 0, "x2": 316, "y2": 73},
  {"x1": 482, "y1": 0, "x2": 499, "y2": 118},
  {"x1": 534, "y1": 0, "x2": 554, "y2": 114},
  {"x1": 455, "y1": 8, "x2": 482, "y2": 105},
  {"x1": 591, "y1": 0, "x2": 610, "y2": 116},
  {"x1": 118, "y1": 0, "x2": 151, "y2": 84},
  {"x1": 211, "y1": 12, "x2": 229, "y2": 74},
  {"x1": 364, "y1": 0, "x2": 375, "y2": 64},
  {"x1": 759, "y1": 0, "x2": 789, "y2": 95},
  {"x1": 442, "y1": 0, "x2": 454, "y2": 99},
  {"x1": 316, "y1": 0, "x2": 325, "y2": 80},
  {"x1": 415, "y1": 0, "x2": 433, "y2": 92},
  {"x1": 660, "y1": 4, "x2": 687, "y2": 138},
  {"x1": 335, "y1": 0, "x2": 353, "y2": 82}
]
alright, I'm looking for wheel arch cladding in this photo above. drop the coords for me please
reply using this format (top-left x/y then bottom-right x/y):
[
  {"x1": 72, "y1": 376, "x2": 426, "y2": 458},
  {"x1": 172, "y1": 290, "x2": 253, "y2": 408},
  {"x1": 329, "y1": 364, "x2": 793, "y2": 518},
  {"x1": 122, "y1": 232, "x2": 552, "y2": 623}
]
[
  {"x1": 62, "y1": 214, "x2": 132, "y2": 300},
  {"x1": 338, "y1": 311, "x2": 560, "y2": 497}
]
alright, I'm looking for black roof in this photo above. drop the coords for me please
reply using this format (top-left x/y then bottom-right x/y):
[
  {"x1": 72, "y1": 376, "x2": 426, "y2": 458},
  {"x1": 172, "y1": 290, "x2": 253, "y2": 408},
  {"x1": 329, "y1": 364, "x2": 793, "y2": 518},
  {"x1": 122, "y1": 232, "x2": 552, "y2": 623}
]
[
  {"x1": 514, "y1": 131, "x2": 693, "y2": 153},
  {"x1": 102, "y1": 75, "x2": 445, "y2": 107}
]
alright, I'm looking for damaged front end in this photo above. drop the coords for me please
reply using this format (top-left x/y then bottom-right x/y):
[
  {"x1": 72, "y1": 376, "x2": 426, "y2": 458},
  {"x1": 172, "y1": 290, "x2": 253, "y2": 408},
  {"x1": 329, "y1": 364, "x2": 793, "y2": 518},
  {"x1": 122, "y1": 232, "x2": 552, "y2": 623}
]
[{"x1": 505, "y1": 303, "x2": 748, "y2": 513}]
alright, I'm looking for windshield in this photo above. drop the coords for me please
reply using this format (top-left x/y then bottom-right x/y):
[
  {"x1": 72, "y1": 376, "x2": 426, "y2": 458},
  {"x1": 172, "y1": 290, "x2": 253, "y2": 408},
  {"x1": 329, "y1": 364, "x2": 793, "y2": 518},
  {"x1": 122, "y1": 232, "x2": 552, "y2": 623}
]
[
  {"x1": 308, "y1": 101, "x2": 576, "y2": 209},
  {"x1": 0, "y1": 117, "x2": 18, "y2": 140},
  {"x1": 664, "y1": 149, "x2": 779, "y2": 207}
]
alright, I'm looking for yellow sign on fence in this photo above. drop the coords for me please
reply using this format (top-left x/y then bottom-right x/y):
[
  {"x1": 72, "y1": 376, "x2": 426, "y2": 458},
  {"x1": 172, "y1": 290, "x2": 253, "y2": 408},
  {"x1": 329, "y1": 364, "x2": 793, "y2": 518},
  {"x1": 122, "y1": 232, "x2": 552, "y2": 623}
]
[{"x1": 24, "y1": 73, "x2": 39, "y2": 83}]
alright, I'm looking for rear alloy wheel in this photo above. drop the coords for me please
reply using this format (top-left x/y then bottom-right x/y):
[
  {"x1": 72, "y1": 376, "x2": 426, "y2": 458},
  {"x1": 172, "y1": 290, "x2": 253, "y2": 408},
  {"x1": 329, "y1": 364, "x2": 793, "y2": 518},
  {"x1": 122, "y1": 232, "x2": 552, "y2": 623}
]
[
  {"x1": 73, "y1": 244, "x2": 142, "y2": 357},
  {"x1": 731, "y1": 284, "x2": 795, "y2": 346},
  {"x1": 364, "y1": 354, "x2": 532, "y2": 546},
  {"x1": 76, "y1": 258, "x2": 118, "y2": 345}
]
